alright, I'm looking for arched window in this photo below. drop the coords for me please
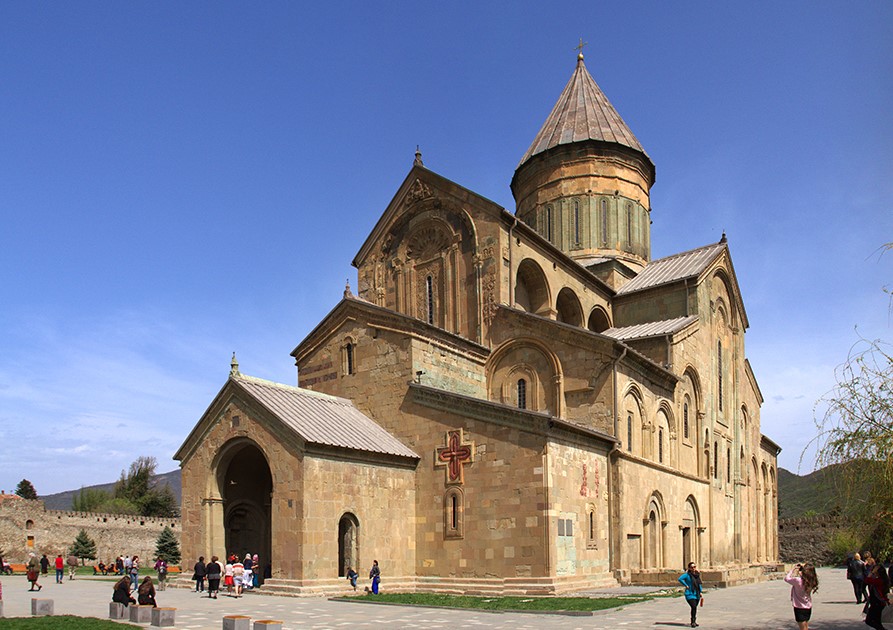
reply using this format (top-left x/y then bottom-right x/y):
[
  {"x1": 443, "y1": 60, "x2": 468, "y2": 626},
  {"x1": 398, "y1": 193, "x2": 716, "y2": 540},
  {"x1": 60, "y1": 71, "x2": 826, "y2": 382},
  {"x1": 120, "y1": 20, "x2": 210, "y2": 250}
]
[
  {"x1": 627, "y1": 414, "x2": 633, "y2": 452},
  {"x1": 658, "y1": 428, "x2": 664, "y2": 463},
  {"x1": 574, "y1": 200, "x2": 581, "y2": 245},
  {"x1": 600, "y1": 198, "x2": 608, "y2": 244},
  {"x1": 683, "y1": 401, "x2": 690, "y2": 440},
  {"x1": 426, "y1": 275, "x2": 435, "y2": 325},
  {"x1": 713, "y1": 442, "x2": 719, "y2": 480},
  {"x1": 717, "y1": 340, "x2": 723, "y2": 412},
  {"x1": 626, "y1": 203, "x2": 632, "y2": 244},
  {"x1": 25, "y1": 519, "x2": 34, "y2": 530},
  {"x1": 444, "y1": 487, "x2": 464, "y2": 539},
  {"x1": 546, "y1": 205, "x2": 553, "y2": 242},
  {"x1": 517, "y1": 379, "x2": 527, "y2": 410},
  {"x1": 345, "y1": 342, "x2": 354, "y2": 375}
]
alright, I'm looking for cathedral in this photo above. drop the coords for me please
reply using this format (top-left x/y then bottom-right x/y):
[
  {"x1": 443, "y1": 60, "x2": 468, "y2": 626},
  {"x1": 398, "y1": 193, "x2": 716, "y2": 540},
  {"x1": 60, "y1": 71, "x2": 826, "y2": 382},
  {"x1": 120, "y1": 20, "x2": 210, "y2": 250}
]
[{"x1": 175, "y1": 53, "x2": 780, "y2": 595}]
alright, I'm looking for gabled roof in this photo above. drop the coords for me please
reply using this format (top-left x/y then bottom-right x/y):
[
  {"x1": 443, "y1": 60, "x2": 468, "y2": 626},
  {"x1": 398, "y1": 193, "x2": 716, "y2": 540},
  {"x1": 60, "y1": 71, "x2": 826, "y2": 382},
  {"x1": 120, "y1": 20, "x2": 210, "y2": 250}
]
[
  {"x1": 174, "y1": 374, "x2": 419, "y2": 462},
  {"x1": 602, "y1": 315, "x2": 698, "y2": 341},
  {"x1": 518, "y1": 56, "x2": 651, "y2": 168},
  {"x1": 616, "y1": 242, "x2": 726, "y2": 295}
]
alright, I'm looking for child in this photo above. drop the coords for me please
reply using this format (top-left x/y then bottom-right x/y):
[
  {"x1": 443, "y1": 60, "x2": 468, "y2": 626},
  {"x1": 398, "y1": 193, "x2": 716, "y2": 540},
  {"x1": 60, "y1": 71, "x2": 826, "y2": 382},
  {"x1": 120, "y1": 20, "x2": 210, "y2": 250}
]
[{"x1": 346, "y1": 567, "x2": 359, "y2": 591}]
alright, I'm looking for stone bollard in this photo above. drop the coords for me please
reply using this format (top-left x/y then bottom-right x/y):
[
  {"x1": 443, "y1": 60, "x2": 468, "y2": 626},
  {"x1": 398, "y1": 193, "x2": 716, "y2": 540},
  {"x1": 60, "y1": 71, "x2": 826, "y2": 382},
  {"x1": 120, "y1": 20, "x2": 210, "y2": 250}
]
[
  {"x1": 223, "y1": 615, "x2": 252, "y2": 630},
  {"x1": 253, "y1": 621, "x2": 283, "y2": 630},
  {"x1": 129, "y1": 603, "x2": 154, "y2": 623},
  {"x1": 151, "y1": 607, "x2": 176, "y2": 627},
  {"x1": 31, "y1": 598, "x2": 54, "y2": 616},
  {"x1": 109, "y1": 602, "x2": 127, "y2": 619}
]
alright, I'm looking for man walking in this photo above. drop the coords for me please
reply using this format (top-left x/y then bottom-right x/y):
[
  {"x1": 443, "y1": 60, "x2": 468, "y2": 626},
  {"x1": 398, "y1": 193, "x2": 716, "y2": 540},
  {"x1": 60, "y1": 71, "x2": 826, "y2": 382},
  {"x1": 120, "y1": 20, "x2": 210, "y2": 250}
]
[{"x1": 67, "y1": 553, "x2": 79, "y2": 580}]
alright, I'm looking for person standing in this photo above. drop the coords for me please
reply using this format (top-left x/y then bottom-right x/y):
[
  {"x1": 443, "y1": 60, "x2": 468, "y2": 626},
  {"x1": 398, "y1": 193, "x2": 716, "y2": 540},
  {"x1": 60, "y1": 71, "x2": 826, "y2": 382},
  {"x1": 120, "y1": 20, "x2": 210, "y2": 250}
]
[
  {"x1": 154, "y1": 557, "x2": 168, "y2": 591},
  {"x1": 54, "y1": 554, "x2": 64, "y2": 584},
  {"x1": 130, "y1": 555, "x2": 140, "y2": 591},
  {"x1": 66, "y1": 552, "x2": 78, "y2": 580},
  {"x1": 850, "y1": 553, "x2": 867, "y2": 603},
  {"x1": 224, "y1": 556, "x2": 234, "y2": 596},
  {"x1": 192, "y1": 556, "x2": 206, "y2": 592},
  {"x1": 678, "y1": 562, "x2": 703, "y2": 628},
  {"x1": 39, "y1": 554, "x2": 49, "y2": 576},
  {"x1": 785, "y1": 563, "x2": 819, "y2": 630},
  {"x1": 26, "y1": 553, "x2": 42, "y2": 591},
  {"x1": 369, "y1": 560, "x2": 381, "y2": 595},
  {"x1": 242, "y1": 553, "x2": 253, "y2": 591},
  {"x1": 864, "y1": 561, "x2": 890, "y2": 630},
  {"x1": 205, "y1": 555, "x2": 221, "y2": 599}
]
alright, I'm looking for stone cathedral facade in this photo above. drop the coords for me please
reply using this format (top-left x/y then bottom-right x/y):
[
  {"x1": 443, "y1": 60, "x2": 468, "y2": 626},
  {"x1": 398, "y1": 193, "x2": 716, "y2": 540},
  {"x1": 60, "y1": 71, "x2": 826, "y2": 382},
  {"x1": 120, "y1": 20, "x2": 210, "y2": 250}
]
[{"x1": 176, "y1": 54, "x2": 780, "y2": 595}]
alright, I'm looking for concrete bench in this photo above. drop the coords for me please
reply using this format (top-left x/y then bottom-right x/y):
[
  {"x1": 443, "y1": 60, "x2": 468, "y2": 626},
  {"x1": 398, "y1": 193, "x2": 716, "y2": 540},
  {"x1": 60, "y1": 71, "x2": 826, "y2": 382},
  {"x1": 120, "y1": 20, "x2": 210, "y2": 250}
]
[
  {"x1": 151, "y1": 607, "x2": 176, "y2": 627},
  {"x1": 254, "y1": 621, "x2": 283, "y2": 630},
  {"x1": 109, "y1": 602, "x2": 128, "y2": 619},
  {"x1": 223, "y1": 615, "x2": 252, "y2": 630},
  {"x1": 129, "y1": 604, "x2": 154, "y2": 623},
  {"x1": 30, "y1": 598, "x2": 53, "y2": 616}
]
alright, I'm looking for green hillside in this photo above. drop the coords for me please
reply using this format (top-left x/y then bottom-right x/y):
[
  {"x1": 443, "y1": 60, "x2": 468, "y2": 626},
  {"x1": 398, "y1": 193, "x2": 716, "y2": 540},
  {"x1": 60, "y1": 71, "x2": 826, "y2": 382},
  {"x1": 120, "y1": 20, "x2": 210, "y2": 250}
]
[{"x1": 777, "y1": 465, "x2": 845, "y2": 520}]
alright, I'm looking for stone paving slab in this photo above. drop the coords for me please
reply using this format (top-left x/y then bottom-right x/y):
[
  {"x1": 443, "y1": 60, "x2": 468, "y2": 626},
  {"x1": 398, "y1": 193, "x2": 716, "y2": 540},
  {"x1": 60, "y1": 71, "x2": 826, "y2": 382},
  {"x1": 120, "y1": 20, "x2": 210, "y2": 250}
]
[{"x1": 0, "y1": 569, "x2": 871, "y2": 628}]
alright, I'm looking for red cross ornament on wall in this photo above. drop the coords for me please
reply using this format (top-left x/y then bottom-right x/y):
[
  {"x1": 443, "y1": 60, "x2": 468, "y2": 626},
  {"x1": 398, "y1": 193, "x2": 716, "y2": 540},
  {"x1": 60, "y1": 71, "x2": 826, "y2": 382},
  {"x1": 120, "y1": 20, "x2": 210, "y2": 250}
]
[{"x1": 435, "y1": 429, "x2": 474, "y2": 485}]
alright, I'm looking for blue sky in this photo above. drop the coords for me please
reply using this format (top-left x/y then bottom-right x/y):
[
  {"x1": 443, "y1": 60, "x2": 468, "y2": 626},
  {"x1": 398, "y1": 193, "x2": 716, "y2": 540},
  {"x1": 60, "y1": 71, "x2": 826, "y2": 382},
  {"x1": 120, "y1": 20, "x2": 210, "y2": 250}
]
[{"x1": 1, "y1": 2, "x2": 890, "y2": 495}]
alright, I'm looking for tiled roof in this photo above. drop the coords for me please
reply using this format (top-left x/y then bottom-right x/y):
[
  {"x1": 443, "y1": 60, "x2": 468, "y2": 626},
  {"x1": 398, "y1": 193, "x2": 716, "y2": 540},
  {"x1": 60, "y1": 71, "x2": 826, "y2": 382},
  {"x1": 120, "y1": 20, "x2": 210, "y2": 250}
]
[
  {"x1": 602, "y1": 315, "x2": 698, "y2": 341},
  {"x1": 519, "y1": 57, "x2": 650, "y2": 167},
  {"x1": 617, "y1": 242, "x2": 726, "y2": 295},
  {"x1": 232, "y1": 375, "x2": 418, "y2": 460}
]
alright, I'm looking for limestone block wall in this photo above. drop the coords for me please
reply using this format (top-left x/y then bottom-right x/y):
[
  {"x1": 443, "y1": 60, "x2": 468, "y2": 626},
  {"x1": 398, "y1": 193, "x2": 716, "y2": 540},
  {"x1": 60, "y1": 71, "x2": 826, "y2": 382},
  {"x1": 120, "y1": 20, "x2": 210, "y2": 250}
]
[
  {"x1": 0, "y1": 497, "x2": 180, "y2": 564},
  {"x1": 778, "y1": 515, "x2": 844, "y2": 566}
]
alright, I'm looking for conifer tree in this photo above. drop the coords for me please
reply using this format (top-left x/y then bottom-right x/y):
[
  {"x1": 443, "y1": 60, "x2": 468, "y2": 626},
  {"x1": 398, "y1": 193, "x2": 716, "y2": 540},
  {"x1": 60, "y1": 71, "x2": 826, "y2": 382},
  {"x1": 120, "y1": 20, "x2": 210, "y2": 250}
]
[
  {"x1": 69, "y1": 529, "x2": 97, "y2": 563},
  {"x1": 15, "y1": 479, "x2": 38, "y2": 500},
  {"x1": 154, "y1": 526, "x2": 181, "y2": 564}
]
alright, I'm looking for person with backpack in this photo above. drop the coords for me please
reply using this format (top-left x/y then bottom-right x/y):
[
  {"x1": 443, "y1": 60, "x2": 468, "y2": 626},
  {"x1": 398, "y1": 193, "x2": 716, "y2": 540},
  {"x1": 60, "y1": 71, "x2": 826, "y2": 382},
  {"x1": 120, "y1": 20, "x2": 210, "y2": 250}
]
[{"x1": 154, "y1": 557, "x2": 168, "y2": 591}]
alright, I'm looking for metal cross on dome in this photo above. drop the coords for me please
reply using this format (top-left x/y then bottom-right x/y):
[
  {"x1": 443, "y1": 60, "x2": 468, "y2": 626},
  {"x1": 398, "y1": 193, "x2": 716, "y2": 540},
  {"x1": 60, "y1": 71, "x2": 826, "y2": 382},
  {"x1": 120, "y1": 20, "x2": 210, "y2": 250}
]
[{"x1": 435, "y1": 429, "x2": 474, "y2": 485}]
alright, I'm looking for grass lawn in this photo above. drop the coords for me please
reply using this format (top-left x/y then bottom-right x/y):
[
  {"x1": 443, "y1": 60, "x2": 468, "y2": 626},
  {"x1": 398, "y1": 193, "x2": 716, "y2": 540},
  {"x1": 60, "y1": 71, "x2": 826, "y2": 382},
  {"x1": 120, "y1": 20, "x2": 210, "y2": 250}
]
[
  {"x1": 0, "y1": 616, "x2": 138, "y2": 629},
  {"x1": 340, "y1": 592, "x2": 653, "y2": 612}
]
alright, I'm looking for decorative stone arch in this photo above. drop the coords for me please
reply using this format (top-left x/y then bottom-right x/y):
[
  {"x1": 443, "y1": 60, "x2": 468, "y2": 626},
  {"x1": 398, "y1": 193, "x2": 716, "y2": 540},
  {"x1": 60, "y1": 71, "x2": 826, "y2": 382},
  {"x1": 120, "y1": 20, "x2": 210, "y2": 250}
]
[
  {"x1": 703, "y1": 428, "x2": 712, "y2": 479},
  {"x1": 622, "y1": 385, "x2": 645, "y2": 455},
  {"x1": 749, "y1": 456, "x2": 760, "y2": 562},
  {"x1": 585, "y1": 501, "x2": 598, "y2": 548},
  {"x1": 679, "y1": 366, "x2": 703, "y2": 475},
  {"x1": 681, "y1": 495, "x2": 701, "y2": 569},
  {"x1": 761, "y1": 462, "x2": 770, "y2": 560},
  {"x1": 515, "y1": 258, "x2": 552, "y2": 316},
  {"x1": 556, "y1": 287, "x2": 584, "y2": 327},
  {"x1": 443, "y1": 486, "x2": 465, "y2": 539},
  {"x1": 655, "y1": 401, "x2": 676, "y2": 466},
  {"x1": 487, "y1": 337, "x2": 563, "y2": 416},
  {"x1": 587, "y1": 305, "x2": 611, "y2": 333},
  {"x1": 711, "y1": 268, "x2": 739, "y2": 329},
  {"x1": 341, "y1": 335, "x2": 357, "y2": 377},
  {"x1": 338, "y1": 512, "x2": 360, "y2": 578},
  {"x1": 208, "y1": 437, "x2": 274, "y2": 576},
  {"x1": 643, "y1": 491, "x2": 666, "y2": 569}
]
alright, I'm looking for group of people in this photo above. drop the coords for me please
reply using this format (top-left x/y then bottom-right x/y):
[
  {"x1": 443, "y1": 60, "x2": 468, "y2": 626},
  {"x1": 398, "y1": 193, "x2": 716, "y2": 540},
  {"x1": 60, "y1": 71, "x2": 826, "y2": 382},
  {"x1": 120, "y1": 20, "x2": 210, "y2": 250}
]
[
  {"x1": 344, "y1": 559, "x2": 381, "y2": 594},
  {"x1": 847, "y1": 551, "x2": 892, "y2": 630},
  {"x1": 112, "y1": 574, "x2": 159, "y2": 608},
  {"x1": 191, "y1": 553, "x2": 260, "y2": 599}
]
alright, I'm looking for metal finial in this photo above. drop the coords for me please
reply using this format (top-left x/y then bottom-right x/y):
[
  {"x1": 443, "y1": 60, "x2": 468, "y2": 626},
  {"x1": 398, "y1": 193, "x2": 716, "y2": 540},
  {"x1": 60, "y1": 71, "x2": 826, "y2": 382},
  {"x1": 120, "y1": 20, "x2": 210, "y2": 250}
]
[
  {"x1": 344, "y1": 279, "x2": 352, "y2": 298},
  {"x1": 414, "y1": 145, "x2": 424, "y2": 167},
  {"x1": 575, "y1": 38, "x2": 587, "y2": 61},
  {"x1": 230, "y1": 352, "x2": 240, "y2": 377},
  {"x1": 720, "y1": 231, "x2": 727, "y2": 244}
]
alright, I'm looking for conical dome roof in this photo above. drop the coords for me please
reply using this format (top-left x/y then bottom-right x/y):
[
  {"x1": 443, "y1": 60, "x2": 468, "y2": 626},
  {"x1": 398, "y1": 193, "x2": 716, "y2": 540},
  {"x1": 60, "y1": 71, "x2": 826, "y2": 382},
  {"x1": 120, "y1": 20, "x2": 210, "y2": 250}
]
[{"x1": 518, "y1": 56, "x2": 652, "y2": 168}]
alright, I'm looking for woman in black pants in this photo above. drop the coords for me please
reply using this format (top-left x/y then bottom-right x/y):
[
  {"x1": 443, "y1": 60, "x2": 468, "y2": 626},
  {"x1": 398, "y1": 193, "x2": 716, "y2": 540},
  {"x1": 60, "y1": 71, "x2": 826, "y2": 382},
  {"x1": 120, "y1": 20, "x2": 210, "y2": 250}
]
[
  {"x1": 205, "y1": 555, "x2": 222, "y2": 599},
  {"x1": 193, "y1": 556, "x2": 207, "y2": 592}
]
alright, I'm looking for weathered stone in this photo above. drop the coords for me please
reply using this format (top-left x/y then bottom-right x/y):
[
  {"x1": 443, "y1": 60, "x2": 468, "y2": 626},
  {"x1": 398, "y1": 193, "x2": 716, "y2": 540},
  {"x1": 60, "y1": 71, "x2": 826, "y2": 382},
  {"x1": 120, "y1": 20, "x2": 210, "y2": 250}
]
[
  {"x1": 109, "y1": 602, "x2": 127, "y2": 619},
  {"x1": 30, "y1": 598, "x2": 53, "y2": 616},
  {"x1": 222, "y1": 615, "x2": 252, "y2": 630},
  {"x1": 151, "y1": 607, "x2": 176, "y2": 627},
  {"x1": 253, "y1": 621, "x2": 283, "y2": 630},
  {"x1": 129, "y1": 604, "x2": 153, "y2": 623}
]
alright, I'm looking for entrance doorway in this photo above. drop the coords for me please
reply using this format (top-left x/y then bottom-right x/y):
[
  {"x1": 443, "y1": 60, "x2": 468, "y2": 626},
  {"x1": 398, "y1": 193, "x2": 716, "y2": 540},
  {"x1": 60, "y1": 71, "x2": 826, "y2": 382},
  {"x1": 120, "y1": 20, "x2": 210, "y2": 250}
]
[
  {"x1": 220, "y1": 441, "x2": 272, "y2": 581},
  {"x1": 338, "y1": 513, "x2": 359, "y2": 577}
]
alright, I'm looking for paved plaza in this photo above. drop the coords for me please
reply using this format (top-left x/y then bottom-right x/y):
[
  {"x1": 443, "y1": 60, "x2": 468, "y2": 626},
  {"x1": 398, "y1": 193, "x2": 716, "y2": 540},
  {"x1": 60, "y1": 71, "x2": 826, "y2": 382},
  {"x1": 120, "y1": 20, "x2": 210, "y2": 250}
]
[{"x1": 0, "y1": 568, "x2": 874, "y2": 629}]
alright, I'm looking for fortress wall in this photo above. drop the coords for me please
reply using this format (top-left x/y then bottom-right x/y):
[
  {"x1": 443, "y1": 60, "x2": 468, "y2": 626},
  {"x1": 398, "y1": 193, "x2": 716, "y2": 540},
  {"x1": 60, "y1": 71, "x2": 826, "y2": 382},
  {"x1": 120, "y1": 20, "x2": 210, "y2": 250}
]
[
  {"x1": 0, "y1": 497, "x2": 181, "y2": 565},
  {"x1": 778, "y1": 514, "x2": 844, "y2": 566}
]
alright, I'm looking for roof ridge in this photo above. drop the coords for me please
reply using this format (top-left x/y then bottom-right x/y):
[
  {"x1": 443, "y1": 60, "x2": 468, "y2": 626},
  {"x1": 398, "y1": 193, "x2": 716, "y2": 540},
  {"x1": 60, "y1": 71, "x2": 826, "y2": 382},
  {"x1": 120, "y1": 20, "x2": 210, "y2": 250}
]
[
  {"x1": 649, "y1": 241, "x2": 726, "y2": 265},
  {"x1": 606, "y1": 314, "x2": 697, "y2": 331}
]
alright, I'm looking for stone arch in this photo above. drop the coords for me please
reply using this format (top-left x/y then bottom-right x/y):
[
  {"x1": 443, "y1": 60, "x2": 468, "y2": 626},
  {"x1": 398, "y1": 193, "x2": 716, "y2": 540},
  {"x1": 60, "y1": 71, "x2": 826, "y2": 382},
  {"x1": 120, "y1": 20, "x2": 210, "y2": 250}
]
[
  {"x1": 643, "y1": 491, "x2": 666, "y2": 569},
  {"x1": 622, "y1": 386, "x2": 645, "y2": 455},
  {"x1": 587, "y1": 305, "x2": 611, "y2": 333},
  {"x1": 761, "y1": 462, "x2": 770, "y2": 560},
  {"x1": 681, "y1": 496, "x2": 701, "y2": 569},
  {"x1": 443, "y1": 486, "x2": 465, "y2": 539},
  {"x1": 556, "y1": 287, "x2": 583, "y2": 327},
  {"x1": 341, "y1": 335, "x2": 357, "y2": 376},
  {"x1": 711, "y1": 268, "x2": 739, "y2": 328},
  {"x1": 515, "y1": 259, "x2": 551, "y2": 315},
  {"x1": 25, "y1": 519, "x2": 34, "y2": 530},
  {"x1": 338, "y1": 512, "x2": 360, "y2": 578},
  {"x1": 211, "y1": 437, "x2": 273, "y2": 577},
  {"x1": 655, "y1": 402, "x2": 675, "y2": 466},
  {"x1": 487, "y1": 338, "x2": 563, "y2": 416}
]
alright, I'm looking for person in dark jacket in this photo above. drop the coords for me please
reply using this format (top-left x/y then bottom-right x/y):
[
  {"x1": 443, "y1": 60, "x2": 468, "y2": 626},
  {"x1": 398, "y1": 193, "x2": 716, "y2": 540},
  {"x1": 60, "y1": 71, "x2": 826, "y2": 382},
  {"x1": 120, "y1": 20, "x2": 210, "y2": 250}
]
[
  {"x1": 864, "y1": 562, "x2": 890, "y2": 630},
  {"x1": 205, "y1": 555, "x2": 222, "y2": 599},
  {"x1": 193, "y1": 556, "x2": 207, "y2": 592},
  {"x1": 112, "y1": 576, "x2": 136, "y2": 606},
  {"x1": 850, "y1": 553, "x2": 866, "y2": 603},
  {"x1": 137, "y1": 576, "x2": 157, "y2": 607},
  {"x1": 39, "y1": 554, "x2": 49, "y2": 575}
]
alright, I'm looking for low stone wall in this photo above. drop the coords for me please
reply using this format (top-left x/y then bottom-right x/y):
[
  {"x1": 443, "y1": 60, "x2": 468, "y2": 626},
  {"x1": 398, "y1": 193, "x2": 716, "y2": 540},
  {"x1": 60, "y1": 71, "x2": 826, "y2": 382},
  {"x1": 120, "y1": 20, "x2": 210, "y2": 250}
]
[
  {"x1": 778, "y1": 514, "x2": 843, "y2": 566},
  {"x1": 0, "y1": 495, "x2": 180, "y2": 564}
]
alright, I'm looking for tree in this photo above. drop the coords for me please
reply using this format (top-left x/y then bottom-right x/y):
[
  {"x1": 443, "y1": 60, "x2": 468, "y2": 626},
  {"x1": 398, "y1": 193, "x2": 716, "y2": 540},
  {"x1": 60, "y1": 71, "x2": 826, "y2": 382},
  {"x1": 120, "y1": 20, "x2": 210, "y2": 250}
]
[
  {"x1": 15, "y1": 479, "x2": 38, "y2": 500},
  {"x1": 154, "y1": 526, "x2": 181, "y2": 564},
  {"x1": 69, "y1": 529, "x2": 97, "y2": 564},
  {"x1": 812, "y1": 336, "x2": 893, "y2": 557},
  {"x1": 111, "y1": 456, "x2": 179, "y2": 517},
  {"x1": 71, "y1": 487, "x2": 111, "y2": 512}
]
